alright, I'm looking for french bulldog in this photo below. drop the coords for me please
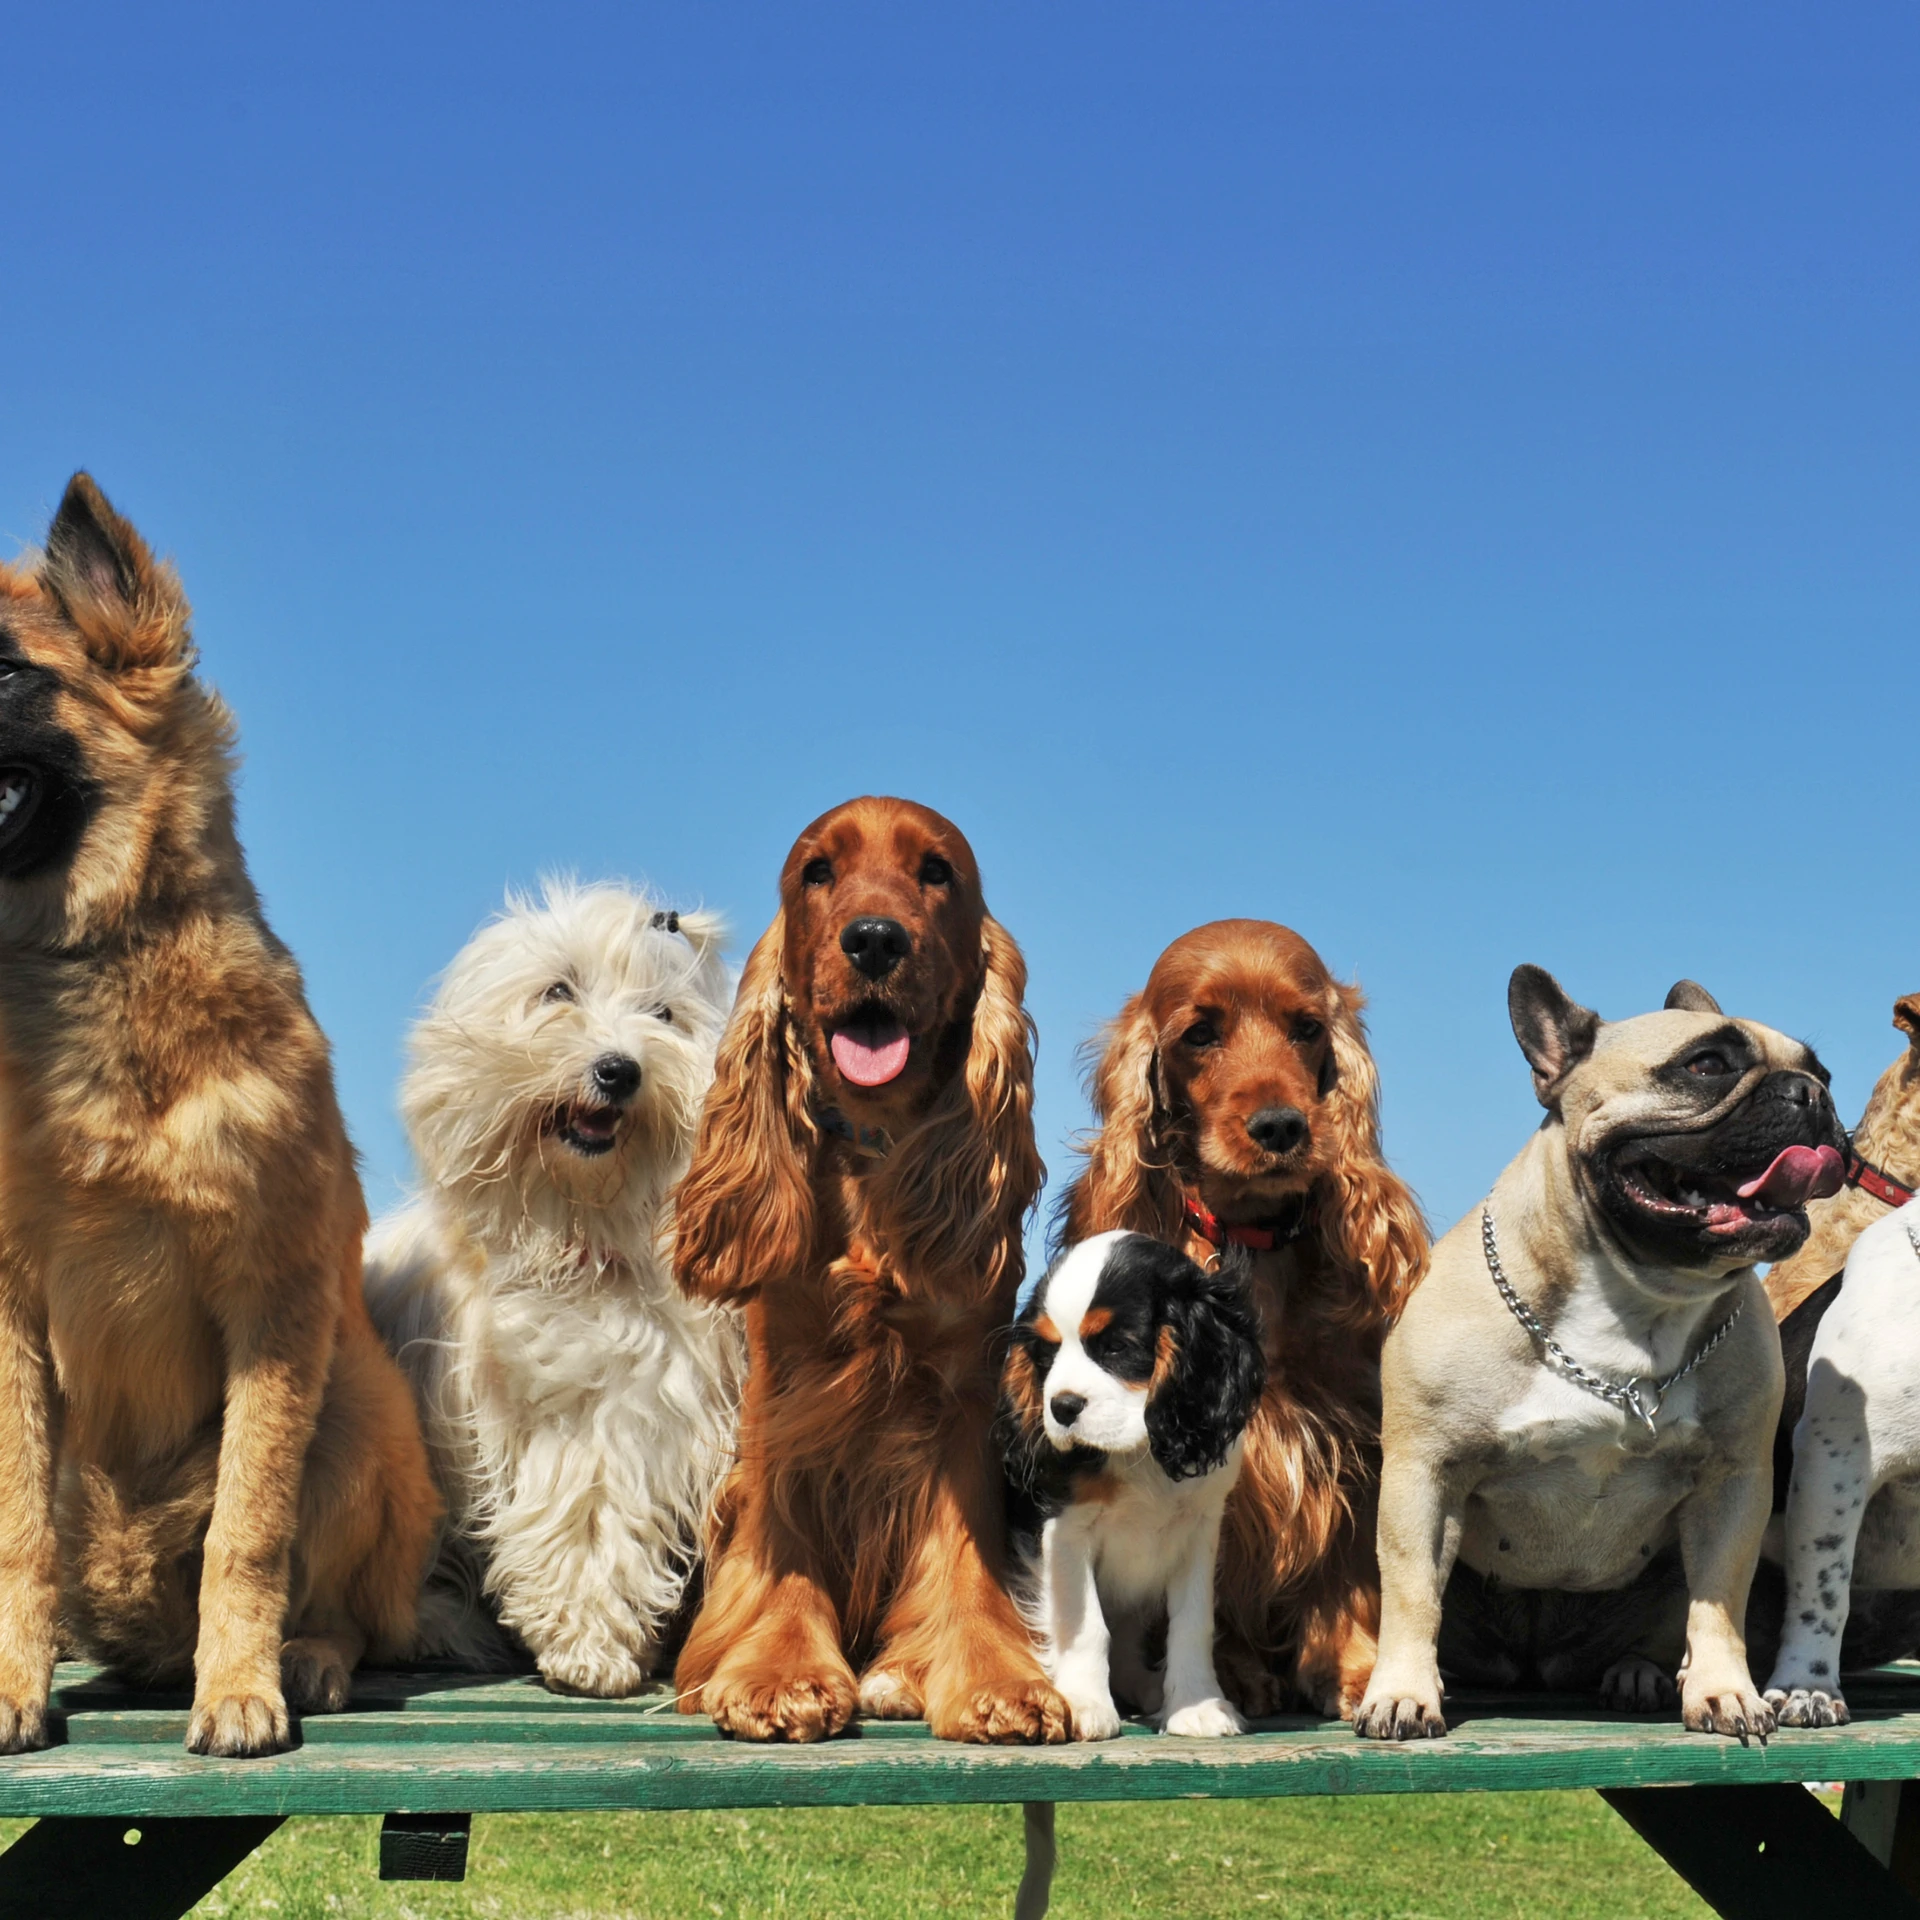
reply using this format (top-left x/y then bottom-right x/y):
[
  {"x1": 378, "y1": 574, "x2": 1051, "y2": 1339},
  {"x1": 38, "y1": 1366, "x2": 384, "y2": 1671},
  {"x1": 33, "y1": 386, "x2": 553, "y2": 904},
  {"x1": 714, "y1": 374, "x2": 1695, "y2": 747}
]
[{"x1": 1354, "y1": 968, "x2": 1846, "y2": 1743}]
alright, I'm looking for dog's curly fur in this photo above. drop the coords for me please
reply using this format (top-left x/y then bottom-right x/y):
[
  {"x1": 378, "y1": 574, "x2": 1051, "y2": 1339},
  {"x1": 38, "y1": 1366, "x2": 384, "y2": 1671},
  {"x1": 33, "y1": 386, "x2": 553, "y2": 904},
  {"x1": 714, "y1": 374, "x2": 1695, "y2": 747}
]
[
  {"x1": 0, "y1": 475, "x2": 438, "y2": 1757},
  {"x1": 1058, "y1": 919, "x2": 1428, "y2": 1718},
  {"x1": 364, "y1": 881, "x2": 744, "y2": 1697}
]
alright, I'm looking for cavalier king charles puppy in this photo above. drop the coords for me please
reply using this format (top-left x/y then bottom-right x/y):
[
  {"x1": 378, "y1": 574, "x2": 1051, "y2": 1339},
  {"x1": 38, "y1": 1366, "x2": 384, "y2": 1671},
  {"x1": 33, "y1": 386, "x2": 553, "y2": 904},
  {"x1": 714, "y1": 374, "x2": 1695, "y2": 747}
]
[
  {"x1": 1058, "y1": 920, "x2": 1428, "y2": 1718},
  {"x1": 1003, "y1": 1231, "x2": 1266, "y2": 1740},
  {"x1": 365, "y1": 881, "x2": 744, "y2": 1697},
  {"x1": 671, "y1": 796, "x2": 1069, "y2": 1744}
]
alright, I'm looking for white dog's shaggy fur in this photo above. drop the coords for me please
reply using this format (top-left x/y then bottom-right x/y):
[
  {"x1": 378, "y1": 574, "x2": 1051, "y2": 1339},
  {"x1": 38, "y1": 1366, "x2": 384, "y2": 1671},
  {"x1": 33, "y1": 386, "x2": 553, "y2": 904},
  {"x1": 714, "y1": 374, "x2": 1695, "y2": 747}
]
[{"x1": 365, "y1": 880, "x2": 744, "y2": 1697}]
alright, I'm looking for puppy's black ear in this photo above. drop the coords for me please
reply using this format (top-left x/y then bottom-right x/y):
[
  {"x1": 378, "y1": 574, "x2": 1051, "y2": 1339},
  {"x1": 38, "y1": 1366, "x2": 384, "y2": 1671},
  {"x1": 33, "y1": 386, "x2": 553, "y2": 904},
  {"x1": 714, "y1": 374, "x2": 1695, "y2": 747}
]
[
  {"x1": 1665, "y1": 980, "x2": 1722, "y2": 1015},
  {"x1": 1508, "y1": 965, "x2": 1600, "y2": 1111},
  {"x1": 1145, "y1": 1247, "x2": 1266, "y2": 1482}
]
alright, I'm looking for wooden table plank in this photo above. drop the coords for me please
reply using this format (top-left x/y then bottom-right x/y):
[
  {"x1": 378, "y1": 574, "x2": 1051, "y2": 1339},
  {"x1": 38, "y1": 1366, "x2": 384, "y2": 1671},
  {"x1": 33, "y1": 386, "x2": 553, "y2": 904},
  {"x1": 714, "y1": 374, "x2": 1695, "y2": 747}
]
[{"x1": 8, "y1": 1666, "x2": 1920, "y2": 1820}]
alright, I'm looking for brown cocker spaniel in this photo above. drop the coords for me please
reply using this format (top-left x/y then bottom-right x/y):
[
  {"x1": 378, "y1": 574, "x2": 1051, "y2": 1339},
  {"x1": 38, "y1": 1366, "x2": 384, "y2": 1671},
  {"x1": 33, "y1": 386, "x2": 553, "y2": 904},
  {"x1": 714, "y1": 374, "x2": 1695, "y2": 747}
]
[
  {"x1": 1059, "y1": 919, "x2": 1428, "y2": 1717},
  {"x1": 672, "y1": 796, "x2": 1068, "y2": 1744}
]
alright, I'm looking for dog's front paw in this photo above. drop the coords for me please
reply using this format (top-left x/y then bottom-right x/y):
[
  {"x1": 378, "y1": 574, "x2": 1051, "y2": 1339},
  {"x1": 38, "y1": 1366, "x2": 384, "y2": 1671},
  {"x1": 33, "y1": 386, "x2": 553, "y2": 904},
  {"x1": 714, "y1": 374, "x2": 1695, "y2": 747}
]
[
  {"x1": 281, "y1": 1638, "x2": 352, "y2": 1714},
  {"x1": 1160, "y1": 1696, "x2": 1247, "y2": 1739},
  {"x1": 857, "y1": 1668, "x2": 924, "y2": 1720},
  {"x1": 538, "y1": 1644, "x2": 652, "y2": 1700},
  {"x1": 1061, "y1": 1688, "x2": 1123, "y2": 1741},
  {"x1": 1764, "y1": 1684, "x2": 1850, "y2": 1729},
  {"x1": 1215, "y1": 1637, "x2": 1290, "y2": 1720},
  {"x1": 1600, "y1": 1655, "x2": 1676, "y2": 1716},
  {"x1": 0, "y1": 1692, "x2": 49, "y2": 1755},
  {"x1": 933, "y1": 1675, "x2": 1071, "y2": 1745},
  {"x1": 707, "y1": 1671, "x2": 857, "y2": 1743},
  {"x1": 1682, "y1": 1674, "x2": 1773, "y2": 1745},
  {"x1": 187, "y1": 1689, "x2": 292, "y2": 1757},
  {"x1": 1353, "y1": 1671, "x2": 1447, "y2": 1741}
]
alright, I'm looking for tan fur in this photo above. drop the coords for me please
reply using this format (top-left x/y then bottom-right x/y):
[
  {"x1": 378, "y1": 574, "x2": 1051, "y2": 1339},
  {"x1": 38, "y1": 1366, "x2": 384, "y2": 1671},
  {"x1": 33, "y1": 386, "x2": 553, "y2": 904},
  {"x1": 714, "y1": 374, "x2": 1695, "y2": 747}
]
[
  {"x1": 1058, "y1": 920, "x2": 1428, "y2": 1717},
  {"x1": 0, "y1": 476, "x2": 438, "y2": 1756},
  {"x1": 1767, "y1": 994, "x2": 1920, "y2": 1317},
  {"x1": 672, "y1": 797, "x2": 1067, "y2": 1745}
]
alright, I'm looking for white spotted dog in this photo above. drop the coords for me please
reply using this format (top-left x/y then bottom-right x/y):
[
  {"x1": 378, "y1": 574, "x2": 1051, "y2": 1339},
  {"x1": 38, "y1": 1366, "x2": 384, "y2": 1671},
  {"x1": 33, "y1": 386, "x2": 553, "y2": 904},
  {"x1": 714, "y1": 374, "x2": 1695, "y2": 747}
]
[
  {"x1": 365, "y1": 881, "x2": 744, "y2": 1697},
  {"x1": 1001, "y1": 1230, "x2": 1266, "y2": 1739},
  {"x1": 1763, "y1": 1196, "x2": 1920, "y2": 1726}
]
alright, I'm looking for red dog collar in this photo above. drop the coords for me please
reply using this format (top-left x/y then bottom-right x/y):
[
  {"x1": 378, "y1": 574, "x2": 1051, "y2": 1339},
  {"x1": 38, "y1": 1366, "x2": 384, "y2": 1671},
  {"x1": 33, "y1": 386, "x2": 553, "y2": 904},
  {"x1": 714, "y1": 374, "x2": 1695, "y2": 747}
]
[
  {"x1": 1182, "y1": 1196, "x2": 1308, "y2": 1253},
  {"x1": 1848, "y1": 1149, "x2": 1916, "y2": 1209}
]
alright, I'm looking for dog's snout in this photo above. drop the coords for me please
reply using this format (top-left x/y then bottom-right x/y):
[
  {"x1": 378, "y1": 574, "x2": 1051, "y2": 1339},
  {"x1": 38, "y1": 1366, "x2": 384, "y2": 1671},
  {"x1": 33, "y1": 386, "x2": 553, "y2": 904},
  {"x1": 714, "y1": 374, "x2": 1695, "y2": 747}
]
[
  {"x1": 590, "y1": 1053, "x2": 642, "y2": 1103},
  {"x1": 1246, "y1": 1105, "x2": 1310, "y2": 1156},
  {"x1": 840, "y1": 916, "x2": 912, "y2": 980},
  {"x1": 1049, "y1": 1392, "x2": 1088, "y2": 1427}
]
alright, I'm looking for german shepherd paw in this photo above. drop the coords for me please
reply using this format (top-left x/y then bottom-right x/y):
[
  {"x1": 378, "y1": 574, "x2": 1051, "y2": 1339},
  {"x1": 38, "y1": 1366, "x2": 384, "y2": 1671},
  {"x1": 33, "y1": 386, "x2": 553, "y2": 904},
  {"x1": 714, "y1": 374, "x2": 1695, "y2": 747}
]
[
  {"x1": 281, "y1": 1638, "x2": 353, "y2": 1714},
  {"x1": 1599, "y1": 1655, "x2": 1676, "y2": 1715},
  {"x1": 187, "y1": 1690, "x2": 291, "y2": 1757},
  {"x1": 0, "y1": 1694, "x2": 49, "y2": 1754},
  {"x1": 933, "y1": 1676, "x2": 1071, "y2": 1745},
  {"x1": 1764, "y1": 1684, "x2": 1849, "y2": 1729},
  {"x1": 707, "y1": 1672, "x2": 857, "y2": 1742}
]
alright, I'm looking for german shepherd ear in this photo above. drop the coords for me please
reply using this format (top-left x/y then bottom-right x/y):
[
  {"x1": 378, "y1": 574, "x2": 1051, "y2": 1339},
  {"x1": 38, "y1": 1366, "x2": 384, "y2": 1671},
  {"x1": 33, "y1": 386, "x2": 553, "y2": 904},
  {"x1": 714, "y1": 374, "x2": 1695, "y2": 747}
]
[
  {"x1": 43, "y1": 473, "x2": 191, "y2": 671},
  {"x1": 1665, "y1": 980, "x2": 1722, "y2": 1015},
  {"x1": 1508, "y1": 964, "x2": 1601, "y2": 1110}
]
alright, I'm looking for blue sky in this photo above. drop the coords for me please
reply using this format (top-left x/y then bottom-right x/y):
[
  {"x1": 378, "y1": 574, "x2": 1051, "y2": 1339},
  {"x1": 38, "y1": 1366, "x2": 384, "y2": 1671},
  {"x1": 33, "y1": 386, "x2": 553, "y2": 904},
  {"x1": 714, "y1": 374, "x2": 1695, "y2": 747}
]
[{"x1": 3, "y1": 4, "x2": 1915, "y2": 1239}]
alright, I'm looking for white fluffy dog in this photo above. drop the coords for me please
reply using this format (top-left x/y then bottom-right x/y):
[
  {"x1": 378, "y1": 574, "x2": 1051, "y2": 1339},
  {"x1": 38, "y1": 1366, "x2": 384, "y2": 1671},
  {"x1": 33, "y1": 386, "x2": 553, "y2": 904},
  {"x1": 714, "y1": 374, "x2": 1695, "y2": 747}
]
[{"x1": 365, "y1": 880, "x2": 744, "y2": 1697}]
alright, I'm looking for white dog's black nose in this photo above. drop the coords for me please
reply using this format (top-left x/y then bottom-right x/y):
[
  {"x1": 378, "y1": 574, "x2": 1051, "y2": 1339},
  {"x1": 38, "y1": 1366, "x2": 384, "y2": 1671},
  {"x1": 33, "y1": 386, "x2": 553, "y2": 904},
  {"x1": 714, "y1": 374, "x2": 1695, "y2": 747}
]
[
  {"x1": 1247, "y1": 1105, "x2": 1309, "y2": 1155},
  {"x1": 591, "y1": 1053, "x2": 641, "y2": 1103},
  {"x1": 1050, "y1": 1391, "x2": 1087, "y2": 1426},
  {"x1": 841, "y1": 916, "x2": 911, "y2": 980}
]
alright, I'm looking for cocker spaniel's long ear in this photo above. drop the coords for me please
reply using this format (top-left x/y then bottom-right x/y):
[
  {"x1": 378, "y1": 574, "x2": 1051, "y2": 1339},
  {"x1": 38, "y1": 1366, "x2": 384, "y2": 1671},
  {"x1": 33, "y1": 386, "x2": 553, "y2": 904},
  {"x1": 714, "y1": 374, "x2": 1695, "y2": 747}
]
[
  {"x1": 671, "y1": 914, "x2": 816, "y2": 1302},
  {"x1": 1058, "y1": 993, "x2": 1182, "y2": 1247},
  {"x1": 1315, "y1": 982, "x2": 1428, "y2": 1330},
  {"x1": 1145, "y1": 1250, "x2": 1267, "y2": 1482},
  {"x1": 878, "y1": 912, "x2": 1043, "y2": 1300}
]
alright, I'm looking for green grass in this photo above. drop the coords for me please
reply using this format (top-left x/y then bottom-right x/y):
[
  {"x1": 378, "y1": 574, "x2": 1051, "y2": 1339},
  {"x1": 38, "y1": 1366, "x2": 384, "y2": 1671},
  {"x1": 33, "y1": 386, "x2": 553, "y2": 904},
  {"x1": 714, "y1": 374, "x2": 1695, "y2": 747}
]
[{"x1": 7, "y1": 1792, "x2": 1721, "y2": 1918}]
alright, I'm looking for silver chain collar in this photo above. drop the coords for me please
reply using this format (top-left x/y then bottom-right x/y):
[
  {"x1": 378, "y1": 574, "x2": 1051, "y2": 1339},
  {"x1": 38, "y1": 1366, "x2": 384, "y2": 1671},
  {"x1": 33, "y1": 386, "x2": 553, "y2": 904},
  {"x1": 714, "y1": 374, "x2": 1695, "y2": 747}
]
[{"x1": 1480, "y1": 1209, "x2": 1743, "y2": 1434}]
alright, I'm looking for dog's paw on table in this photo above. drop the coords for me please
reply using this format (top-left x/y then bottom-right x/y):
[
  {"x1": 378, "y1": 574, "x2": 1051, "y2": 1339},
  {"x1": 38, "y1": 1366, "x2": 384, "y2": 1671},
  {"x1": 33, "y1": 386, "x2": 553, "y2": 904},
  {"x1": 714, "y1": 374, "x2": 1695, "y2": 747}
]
[
  {"x1": 1352, "y1": 1680, "x2": 1447, "y2": 1740},
  {"x1": 933, "y1": 1676, "x2": 1072, "y2": 1745},
  {"x1": 1764, "y1": 1683, "x2": 1851, "y2": 1728},
  {"x1": 187, "y1": 1688, "x2": 293, "y2": 1757},
  {"x1": 1599, "y1": 1654, "x2": 1677, "y2": 1714},
  {"x1": 0, "y1": 1693, "x2": 49, "y2": 1755},
  {"x1": 707, "y1": 1671, "x2": 859, "y2": 1743},
  {"x1": 1681, "y1": 1678, "x2": 1774, "y2": 1744}
]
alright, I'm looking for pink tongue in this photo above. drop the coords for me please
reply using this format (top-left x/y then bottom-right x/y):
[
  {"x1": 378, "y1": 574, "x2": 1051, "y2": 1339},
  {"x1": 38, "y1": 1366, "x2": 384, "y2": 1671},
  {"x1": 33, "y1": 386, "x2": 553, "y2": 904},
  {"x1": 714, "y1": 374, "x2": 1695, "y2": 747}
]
[
  {"x1": 831, "y1": 1027, "x2": 911, "y2": 1088},
  {"x1": 1736, "y1": 1144, "x2": 1846, "y2": 1208}
]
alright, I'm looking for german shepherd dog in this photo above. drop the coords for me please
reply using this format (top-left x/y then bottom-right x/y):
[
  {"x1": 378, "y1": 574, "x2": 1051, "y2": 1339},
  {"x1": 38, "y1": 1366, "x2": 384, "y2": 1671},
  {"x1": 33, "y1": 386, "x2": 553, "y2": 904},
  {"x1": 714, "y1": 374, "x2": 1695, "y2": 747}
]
[{"x1": 0, "y1": 475, "x2": 438, "y2": 1756}]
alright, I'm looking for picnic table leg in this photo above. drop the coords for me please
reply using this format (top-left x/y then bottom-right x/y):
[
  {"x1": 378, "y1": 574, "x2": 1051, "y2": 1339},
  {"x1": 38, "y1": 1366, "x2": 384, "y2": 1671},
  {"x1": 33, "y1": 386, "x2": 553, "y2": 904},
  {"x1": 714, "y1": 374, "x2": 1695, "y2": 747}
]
[
  {"x1": 1843, "y1": 1781, "x2": 1920, "y2": 1892},
  {"x1": 1014, "y1": 1800, "x2": 1055, "y2": 1920},
  {"x1": 380, "y1": 1809, "x2": 472, "y2": 1879},
  {"x1": 1601, "y1": 1783, "x2": 1920, "y2": 1920},
  {"x1": 0, "y1": 1814, "x2": 285, "y2": 1920}
]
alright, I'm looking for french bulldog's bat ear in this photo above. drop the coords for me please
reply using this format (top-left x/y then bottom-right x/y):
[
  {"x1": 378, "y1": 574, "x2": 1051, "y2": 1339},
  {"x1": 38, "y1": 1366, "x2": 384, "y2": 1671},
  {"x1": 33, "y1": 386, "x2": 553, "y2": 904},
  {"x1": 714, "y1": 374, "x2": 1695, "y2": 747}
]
[
  {"x1": 1508, "y1": 964, "x2": 1600, "y2": 1109},
  {"x1": 1664, "y1": 980, "x2": 1722, "y2": 1015},
  {"x1": 1895, "y1": 994, "x2": 1920, "y2": 1049}
]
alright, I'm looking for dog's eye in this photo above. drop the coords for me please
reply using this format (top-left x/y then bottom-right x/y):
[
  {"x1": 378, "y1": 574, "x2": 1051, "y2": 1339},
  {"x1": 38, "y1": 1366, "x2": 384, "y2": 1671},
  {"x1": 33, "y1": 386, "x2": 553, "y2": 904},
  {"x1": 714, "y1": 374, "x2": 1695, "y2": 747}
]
[
  {"x1": 1686, "y1": 1050, "x2": 1733, "y2": 1077},
  {"x1": 1294, "y1": 1016, "x2": 1323, "y2": 1043},
  {"x1": 919, "y1": 854, "x2": 952, "y2": 886},
  {"x1": 802, "y1": 857, "x2": 833, "y2": 888},
  {"x1": 1183, "y1": 1019, "x2": 1218, "y2": 1049},
  {"x1": 541, "y1": 981, "x2": 576, "y2": 1005},
  {"x1": 653, "y1": 1004, "x2": 674, "y2": 1024}
]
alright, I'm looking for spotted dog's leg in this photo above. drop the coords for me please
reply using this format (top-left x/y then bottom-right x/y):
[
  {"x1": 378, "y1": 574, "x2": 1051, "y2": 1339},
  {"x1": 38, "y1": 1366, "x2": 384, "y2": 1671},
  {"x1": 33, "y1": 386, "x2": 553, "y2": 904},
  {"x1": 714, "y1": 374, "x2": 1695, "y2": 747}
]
[
  {"x1": 1764, "y1": 1373, "x2": 1871, "y2": 1729},
  {"x1": 1157, "y1": 1503, "x2": 1243, "y2": 1738},
  {"x1": 1044, "y1": 1516, "x2": 1120, "y2": 1741}
]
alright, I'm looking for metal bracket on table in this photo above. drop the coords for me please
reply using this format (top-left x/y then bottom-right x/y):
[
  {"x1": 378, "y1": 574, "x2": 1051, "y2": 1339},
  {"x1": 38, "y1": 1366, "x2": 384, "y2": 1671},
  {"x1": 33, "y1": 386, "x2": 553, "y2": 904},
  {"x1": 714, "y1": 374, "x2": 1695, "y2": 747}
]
[
  {"x1": 380, "y1": 1809, "x2": 472, "y2": 1880},
  {"x1": 0, "y1": 1814, "x2": 285, "y2": 1920},
  {"x1": 1603, "y1": 1782, "x2": 1920, "y2": 1920}
]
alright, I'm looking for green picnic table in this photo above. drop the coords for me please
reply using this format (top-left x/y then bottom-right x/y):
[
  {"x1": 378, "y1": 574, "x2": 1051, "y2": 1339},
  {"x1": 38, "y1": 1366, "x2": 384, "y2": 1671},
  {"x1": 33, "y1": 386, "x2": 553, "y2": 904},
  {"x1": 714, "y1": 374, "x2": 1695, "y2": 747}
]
[{"x1": 7, "y1": 1662, "x2": 1920, "y2": 1919}]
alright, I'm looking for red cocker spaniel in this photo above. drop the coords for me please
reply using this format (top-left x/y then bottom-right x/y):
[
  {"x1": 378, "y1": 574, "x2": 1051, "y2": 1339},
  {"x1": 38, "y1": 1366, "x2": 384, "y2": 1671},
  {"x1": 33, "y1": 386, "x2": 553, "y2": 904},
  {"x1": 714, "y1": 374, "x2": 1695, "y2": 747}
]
[
  {"x1": 672, "y1": 796, "x2": 1068, "y2": 1744},
  {"x1": 1059, "y1": 919, "x2": 1428, "y2": 1716}
]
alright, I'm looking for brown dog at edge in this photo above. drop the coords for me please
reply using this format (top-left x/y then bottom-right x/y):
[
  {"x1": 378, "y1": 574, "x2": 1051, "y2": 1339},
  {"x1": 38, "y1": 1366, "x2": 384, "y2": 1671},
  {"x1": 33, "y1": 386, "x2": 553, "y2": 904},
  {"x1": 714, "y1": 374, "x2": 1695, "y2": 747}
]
[
  {"x1": 0, "y1": 475, "x2": 439, "y2": 1757},
  {"x1": 1058, "y1": 920, "x2": 1428, "y2": 1718},
  {"x1": 671, "y1": 796, "x2": 1068, "y2": 1744}
]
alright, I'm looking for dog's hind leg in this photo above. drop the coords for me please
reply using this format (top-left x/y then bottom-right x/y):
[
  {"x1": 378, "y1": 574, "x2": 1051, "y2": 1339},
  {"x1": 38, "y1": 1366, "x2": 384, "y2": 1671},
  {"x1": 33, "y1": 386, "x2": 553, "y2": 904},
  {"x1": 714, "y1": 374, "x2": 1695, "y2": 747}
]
[{"x1": 0, "y1": 1298, "x2": 60, "y2": 1752}]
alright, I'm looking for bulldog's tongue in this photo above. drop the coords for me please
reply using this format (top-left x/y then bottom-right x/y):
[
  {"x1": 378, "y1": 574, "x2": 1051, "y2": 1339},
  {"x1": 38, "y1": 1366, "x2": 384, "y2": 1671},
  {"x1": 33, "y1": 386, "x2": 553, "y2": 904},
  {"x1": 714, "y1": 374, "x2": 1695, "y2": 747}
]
[
  {"x1": 831, "y1": 1020, "x2": 911, "y2": 1088},
  {"x1": 1736, "y1": 1144, "x2": 1847, "y2": 1209}
]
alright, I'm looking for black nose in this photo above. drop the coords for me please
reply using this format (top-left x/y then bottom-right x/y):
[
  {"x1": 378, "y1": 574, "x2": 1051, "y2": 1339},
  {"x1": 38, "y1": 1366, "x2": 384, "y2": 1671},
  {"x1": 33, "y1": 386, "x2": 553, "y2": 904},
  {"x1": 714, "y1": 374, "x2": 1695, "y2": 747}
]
[
  {"x1": 590, "y1": 1053, "x2": 641, "y2": 1103},
  {"x1": 1246, "y1": 1106, "x2": 1310, "y2": 1155},
  {"x1": 840, "y1": 916, "x2": 912, "y2": 980},
  {"x1": 1049, "y1": 1392, "x2": 1087, "y2": 1427}
]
